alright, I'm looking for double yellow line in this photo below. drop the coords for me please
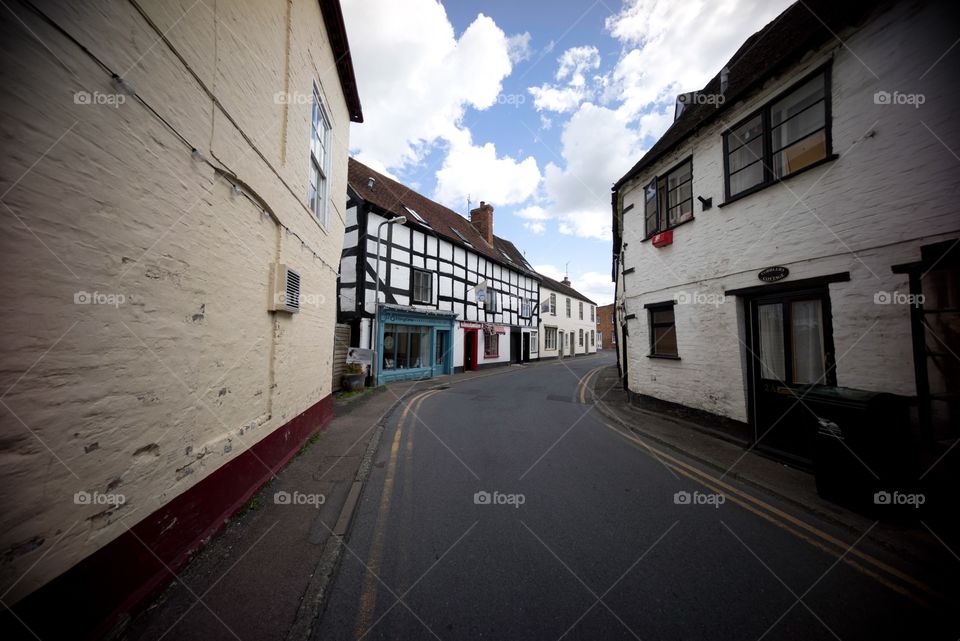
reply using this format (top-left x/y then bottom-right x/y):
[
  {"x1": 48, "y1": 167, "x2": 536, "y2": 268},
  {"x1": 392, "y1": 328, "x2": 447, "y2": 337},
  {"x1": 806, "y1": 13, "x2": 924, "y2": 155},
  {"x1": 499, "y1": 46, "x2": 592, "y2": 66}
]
[
  {"x1": 576, "y1": 365, "x2": 606, "y2": 404},
  {"x1": 596, "y1": 417, "x2": 944, "y2": 609},
  {"x1": 353, "y1": 388, "x2": 440, "y2": 638}
]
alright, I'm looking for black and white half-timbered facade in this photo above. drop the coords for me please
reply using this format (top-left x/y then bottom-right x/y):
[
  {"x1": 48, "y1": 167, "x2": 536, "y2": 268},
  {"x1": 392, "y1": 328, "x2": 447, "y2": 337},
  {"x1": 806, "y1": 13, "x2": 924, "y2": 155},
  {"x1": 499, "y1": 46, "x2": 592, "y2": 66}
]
[{"x1": 339, "y1": 158, "x2": 542, "y2": 383}]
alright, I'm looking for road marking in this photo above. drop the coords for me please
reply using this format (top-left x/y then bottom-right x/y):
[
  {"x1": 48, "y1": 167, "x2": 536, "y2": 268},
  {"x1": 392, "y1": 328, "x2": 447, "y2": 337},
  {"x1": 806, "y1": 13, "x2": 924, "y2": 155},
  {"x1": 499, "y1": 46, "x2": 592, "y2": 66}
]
[
  {"x1": 353, "y1": 389, "x2": 437, "y2": 638},
  {"x1": 598, "y1": 420, "x2": 943, "y2": 608},
  {"x1": 576, "y1": 366, "x2": 605, "y2": 404}
]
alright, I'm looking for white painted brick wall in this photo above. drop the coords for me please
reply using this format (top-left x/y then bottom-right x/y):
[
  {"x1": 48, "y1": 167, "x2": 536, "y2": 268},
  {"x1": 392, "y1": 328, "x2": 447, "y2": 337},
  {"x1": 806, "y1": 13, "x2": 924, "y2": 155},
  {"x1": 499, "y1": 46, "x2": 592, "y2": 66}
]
[
  {"x1": 0, "y1": 0, "x2": 351, "y2": 601},
  {"x1": 618, "y1": 1, "x2": 959, "y2": 422}
]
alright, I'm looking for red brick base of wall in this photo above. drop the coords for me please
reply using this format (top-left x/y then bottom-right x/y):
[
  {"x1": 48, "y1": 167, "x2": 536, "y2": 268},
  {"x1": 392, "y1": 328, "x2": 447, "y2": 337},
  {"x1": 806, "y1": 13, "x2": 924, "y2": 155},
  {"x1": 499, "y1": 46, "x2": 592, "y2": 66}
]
[{"x1": 3, "y1": 394, "x2": 334, "y2": 641}]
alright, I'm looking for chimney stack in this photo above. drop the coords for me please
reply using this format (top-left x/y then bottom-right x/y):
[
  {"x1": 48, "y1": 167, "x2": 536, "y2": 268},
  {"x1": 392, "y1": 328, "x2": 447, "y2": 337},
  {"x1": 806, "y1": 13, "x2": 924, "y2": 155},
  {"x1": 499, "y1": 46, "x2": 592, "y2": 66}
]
[
  {"x1": 561, "y1": 275, "x2": 571, "y2": 287},
  {"x1": 469, "y1": 200, "x2": 494, "y2": 245}
]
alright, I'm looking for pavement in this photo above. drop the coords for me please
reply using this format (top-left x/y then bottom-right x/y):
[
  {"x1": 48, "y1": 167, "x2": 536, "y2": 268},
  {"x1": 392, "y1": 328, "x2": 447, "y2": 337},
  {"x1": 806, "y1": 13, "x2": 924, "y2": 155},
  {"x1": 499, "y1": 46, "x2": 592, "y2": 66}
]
[
  {"x1": 119, "y1": 352, "x2": 958, "y2": 641},
  {"x1": 118, "y1": 363, "x2": 543, "y2": 641}
]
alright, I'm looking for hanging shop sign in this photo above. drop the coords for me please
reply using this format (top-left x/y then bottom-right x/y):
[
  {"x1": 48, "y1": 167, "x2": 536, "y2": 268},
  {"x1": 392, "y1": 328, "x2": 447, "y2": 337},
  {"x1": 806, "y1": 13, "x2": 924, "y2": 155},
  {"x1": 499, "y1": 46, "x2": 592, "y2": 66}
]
[{"x1": 758, "y1": 266, "x2": 790, "y2": 282}]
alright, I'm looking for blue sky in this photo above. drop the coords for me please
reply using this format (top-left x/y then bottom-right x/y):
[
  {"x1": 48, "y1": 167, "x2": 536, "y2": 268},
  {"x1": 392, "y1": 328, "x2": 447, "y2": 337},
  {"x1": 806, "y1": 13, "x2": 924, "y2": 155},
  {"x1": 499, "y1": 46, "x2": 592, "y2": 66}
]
[{"x1": 341, "y1": 0, "x2": 795, "y2": 304}]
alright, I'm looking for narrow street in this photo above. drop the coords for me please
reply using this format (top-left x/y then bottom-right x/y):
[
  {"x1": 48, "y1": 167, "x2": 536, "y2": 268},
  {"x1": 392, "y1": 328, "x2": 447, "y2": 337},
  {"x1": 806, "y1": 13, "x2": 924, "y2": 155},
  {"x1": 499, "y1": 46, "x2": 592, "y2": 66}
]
[{"x1": 314, "y1": 352, "x2": 947, "y2": 641}]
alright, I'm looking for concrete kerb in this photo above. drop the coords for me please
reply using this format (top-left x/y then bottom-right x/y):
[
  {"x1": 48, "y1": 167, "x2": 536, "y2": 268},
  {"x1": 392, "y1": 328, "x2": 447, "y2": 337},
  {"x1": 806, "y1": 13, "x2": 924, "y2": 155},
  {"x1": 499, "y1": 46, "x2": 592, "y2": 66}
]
[{"x1": 589, "y1": 367, "x2": 935, "y2": 567}]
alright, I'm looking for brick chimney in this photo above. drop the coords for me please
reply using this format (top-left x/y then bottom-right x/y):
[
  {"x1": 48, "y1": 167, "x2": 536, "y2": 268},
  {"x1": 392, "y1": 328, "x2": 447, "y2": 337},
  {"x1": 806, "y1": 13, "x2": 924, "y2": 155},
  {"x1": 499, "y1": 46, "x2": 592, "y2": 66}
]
[
  {"x1": 561, "y1": 275, "x2": 571, "y2": 287},
  {"x1": 469, "y1": 201, "x2": 494, "y2": 245}
]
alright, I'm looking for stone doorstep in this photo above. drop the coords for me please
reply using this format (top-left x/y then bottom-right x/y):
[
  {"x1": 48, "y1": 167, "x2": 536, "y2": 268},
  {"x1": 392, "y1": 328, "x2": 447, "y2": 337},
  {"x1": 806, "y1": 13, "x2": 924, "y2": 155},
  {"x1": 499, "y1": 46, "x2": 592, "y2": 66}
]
[{"x1": 589, "y1": 367, "x2": 945, "y2": 572}]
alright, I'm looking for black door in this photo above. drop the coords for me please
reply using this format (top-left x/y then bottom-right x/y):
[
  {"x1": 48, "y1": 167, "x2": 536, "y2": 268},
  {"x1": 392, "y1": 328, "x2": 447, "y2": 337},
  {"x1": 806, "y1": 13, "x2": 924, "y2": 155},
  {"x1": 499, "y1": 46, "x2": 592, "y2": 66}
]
[
  {"x1": 522, "y1": 334, "x2": 530, "y2": 362},
  {"x1": 511, "y1": 331, "x2": 522, "y2": 364},
  {"x1": 748, "y1": 288, "x2": 836, "y2": 462}
]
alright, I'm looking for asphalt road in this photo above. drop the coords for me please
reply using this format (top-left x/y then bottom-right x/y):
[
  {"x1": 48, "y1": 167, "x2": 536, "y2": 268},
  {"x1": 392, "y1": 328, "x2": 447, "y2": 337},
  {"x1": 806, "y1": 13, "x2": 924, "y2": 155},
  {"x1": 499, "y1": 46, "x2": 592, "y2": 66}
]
[{"x1": 314, "y1": 352, "x2": 951, "y2": 641}]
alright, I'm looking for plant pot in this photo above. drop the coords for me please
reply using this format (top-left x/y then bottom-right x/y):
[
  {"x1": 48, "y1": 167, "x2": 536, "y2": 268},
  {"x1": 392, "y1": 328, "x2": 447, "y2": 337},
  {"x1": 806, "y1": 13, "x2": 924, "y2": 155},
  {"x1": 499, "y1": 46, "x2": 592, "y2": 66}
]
[{"x1": 342, "y1": 373, "x2": 366, "y2": 392}]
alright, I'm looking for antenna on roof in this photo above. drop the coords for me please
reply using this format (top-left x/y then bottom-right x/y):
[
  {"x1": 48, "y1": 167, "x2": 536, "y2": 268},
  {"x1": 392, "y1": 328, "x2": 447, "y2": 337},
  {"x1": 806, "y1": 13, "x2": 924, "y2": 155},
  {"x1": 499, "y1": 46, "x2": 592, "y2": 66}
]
[
  {"x1": 565, "y1": 261, "x2": 570, "y2": 278},
  {"x1": 466, "y1": 194, "x2": 471, "y2": 214}
]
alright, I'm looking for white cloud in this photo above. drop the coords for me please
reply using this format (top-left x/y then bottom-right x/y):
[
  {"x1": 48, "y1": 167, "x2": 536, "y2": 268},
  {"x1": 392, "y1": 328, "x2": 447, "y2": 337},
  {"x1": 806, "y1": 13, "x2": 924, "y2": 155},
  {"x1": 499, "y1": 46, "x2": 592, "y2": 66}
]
[
  {"x1": 516, "y1": 205, "x2": 550, "y2": 221},
  {"x1": 534, "y1": 265, "x2": 614, "y2": 305},
  {"x1": 342, "y1": 0, "x2": 512, "y2": 169},
  {"x1": 433, "y1": 130, "x2": 541, "y2": 208},
  {"x1": 541, "y1": 103, "x2": 644, "y2": 240},
  {"x1": 524, "y1": 222, "x2": 546, "y2": 234},
  {"x1": 528, "y1": 45, "x2": 602, "y2": 113},
  {"x1": 604, "y1": 0, "x2": 795, "y2": 120},
  {"x1": 506, "y1": 32, "x2": 532, "y2": 64}
]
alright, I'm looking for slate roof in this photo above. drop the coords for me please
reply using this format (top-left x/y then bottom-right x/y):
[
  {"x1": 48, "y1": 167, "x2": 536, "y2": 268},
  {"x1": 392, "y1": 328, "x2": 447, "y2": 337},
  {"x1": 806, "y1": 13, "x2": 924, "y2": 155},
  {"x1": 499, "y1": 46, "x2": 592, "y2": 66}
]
[
  {"x1": 348, "y1": 157, "x2": 538, "y2": 277},
  {"x1": 611, "y1": 0, "x2": 877, "y2": 190},
  {"x1": 538, "y1": 274, "x2": 597, "y2": 307}
]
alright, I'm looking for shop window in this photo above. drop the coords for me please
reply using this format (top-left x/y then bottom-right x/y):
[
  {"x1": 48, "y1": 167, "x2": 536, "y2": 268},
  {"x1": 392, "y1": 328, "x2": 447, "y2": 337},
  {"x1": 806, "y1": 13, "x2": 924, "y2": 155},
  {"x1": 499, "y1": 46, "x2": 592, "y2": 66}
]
[
  {"x1": 484, "y1": 332, "x2": 499, "y2": 357},
  {"x1": 545, "y1": 327, "x2": 557, "y2": 350},
  {"x1": 382, "y1": 324, "x2": 431, "y2": 370}
]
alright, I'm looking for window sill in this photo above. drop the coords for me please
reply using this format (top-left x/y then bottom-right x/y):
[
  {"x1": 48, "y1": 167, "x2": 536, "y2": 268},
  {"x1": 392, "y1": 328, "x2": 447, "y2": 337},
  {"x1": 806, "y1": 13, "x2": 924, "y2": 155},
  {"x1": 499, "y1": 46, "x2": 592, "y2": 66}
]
[
  {"x1": 719, "y1": 154, "x2": 839, "y2": 208},
  {"x1": 647, "y1": 354, "x2": 681, "y2": 360},
  {"x1": 642, "y1": 215, "x2": 695, "y2": 242}
]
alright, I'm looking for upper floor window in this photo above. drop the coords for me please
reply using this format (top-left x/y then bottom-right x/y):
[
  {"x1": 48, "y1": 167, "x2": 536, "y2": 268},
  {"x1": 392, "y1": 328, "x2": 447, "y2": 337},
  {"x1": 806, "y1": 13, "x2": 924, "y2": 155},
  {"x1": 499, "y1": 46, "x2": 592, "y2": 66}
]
[
  {"x1": 549, "y1": 293, "x2": 556, "y2": 315},
  {"x1": 520, "y1": 299, "x2": 532, "y2": 318},
  {"x1": 590, "y1": 306, "x2": 595, "y2": 322},
  {"x1": 565, "y1": 298, "x2": 572, "y2": 318},
  {"x1": 412, "y1": 269, "x2": 432, "y2": 304},
  {"x1": 644, "y1": 158, "x2": 693, "y2": 238},
  {"x1": 724, "y1": 69, "x2": 830, "y2": 200},
  {"x1": 308, "y1": 84, "x2": 331, "y2": 227},
  {"x1": 484, "y1": 289, "x2": 499, "y2": 313},
  {"x1": 579, "y1": 301, "x2": 584, "y2": 320}
]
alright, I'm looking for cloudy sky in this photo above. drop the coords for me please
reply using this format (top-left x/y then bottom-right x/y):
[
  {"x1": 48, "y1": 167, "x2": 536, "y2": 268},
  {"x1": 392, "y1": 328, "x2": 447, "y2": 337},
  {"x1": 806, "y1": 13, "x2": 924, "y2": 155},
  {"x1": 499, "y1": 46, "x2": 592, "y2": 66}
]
[{"x1": 341, "y1": 0, "x2": 795, "y2": 305}]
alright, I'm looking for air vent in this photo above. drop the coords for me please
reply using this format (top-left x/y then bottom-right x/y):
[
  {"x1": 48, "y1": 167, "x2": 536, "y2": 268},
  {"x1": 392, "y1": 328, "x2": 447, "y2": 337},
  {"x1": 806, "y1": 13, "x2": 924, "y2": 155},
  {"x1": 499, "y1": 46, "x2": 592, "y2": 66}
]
[{"x1": 271, "y1": 263, "x2": 301, "y2": 313}]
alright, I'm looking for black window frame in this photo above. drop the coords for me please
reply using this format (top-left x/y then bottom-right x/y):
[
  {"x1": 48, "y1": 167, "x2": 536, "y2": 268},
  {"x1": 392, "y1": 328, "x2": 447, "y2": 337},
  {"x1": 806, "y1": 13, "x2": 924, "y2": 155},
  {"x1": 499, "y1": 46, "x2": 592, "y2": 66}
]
[
  {"x1": 645, "y1": 301, "x2": 679, "y2": 359},
  {"x1": 411, "y1": 268, "x2": 433, "y2": 305},
  {"x1": 643, "y1": 156, "x2": 694, "y2": 240},
  {"x1": 722, "y1": 64, "x2": 834, "y2": 204}
]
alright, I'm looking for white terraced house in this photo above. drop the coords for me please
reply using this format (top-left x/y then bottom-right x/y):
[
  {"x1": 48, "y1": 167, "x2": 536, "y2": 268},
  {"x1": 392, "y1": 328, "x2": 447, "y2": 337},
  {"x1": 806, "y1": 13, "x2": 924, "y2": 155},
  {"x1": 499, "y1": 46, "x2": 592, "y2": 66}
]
[
  {"x1": 538, "y1": 275, "x2": 598, "y2": 359},
  {"x1": 611, "y1": 0, "x2": 959, "y2": 480}
]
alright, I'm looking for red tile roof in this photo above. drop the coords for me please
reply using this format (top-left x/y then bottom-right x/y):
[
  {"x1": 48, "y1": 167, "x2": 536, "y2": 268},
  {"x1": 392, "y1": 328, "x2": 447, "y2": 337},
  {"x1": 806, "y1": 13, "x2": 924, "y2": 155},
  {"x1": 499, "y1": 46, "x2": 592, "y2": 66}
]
[{"x1": 348, "y1": 157, "x2": 538, "y2": 277}]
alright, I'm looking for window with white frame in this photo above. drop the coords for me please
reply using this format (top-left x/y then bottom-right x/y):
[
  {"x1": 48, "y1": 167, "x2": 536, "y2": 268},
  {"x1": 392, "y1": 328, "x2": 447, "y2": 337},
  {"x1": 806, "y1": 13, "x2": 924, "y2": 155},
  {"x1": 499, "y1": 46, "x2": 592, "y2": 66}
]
[
  {"x1": 530, "y1": 331, "x2": 538, "y2": 352},
  {"x1": 308, "y1": 84, "x2": 331, "y2": 227},
  {"x1": 549, "y1": 293, "x2": 556, "y2": 315},
  {"x1": 590, "y1": 306, "x2": 595, "y2": 322},
  {"x1": 545, "y1": 327, "x2": 557, "y2": 350},
  {"x1": 579, "y1": 301, "x2": 584, "y2": 320},
  {"x1": 566, "y1": 298, "x2": 571, "y2": 318},
  {"x1": 579, "y1": 328, "x2": 584, "y2": 346},
  {"x1": 412, "y1": 269, "x2": 432, "y2": 304},
  {"x1": 484, "y1": 289, "x2": 499, "y2": 313},
  {"x1": 520, "y1": 298, "x2": 532, "y2": 318}
]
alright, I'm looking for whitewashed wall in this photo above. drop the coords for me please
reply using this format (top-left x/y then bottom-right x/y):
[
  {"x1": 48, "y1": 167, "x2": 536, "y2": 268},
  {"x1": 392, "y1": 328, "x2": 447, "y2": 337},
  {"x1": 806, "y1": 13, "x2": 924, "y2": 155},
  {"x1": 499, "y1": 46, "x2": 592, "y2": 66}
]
[{"x1": 618, "y1": 1, "x2": 959, "y2": 422}]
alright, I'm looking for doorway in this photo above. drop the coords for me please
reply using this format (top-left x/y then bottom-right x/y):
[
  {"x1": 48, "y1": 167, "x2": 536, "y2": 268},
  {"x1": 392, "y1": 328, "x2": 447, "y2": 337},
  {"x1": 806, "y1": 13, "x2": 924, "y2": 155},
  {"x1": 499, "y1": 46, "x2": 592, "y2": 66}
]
[
  {"x1": 511, "y1": 330, "x2": 522, "y2": 364},
  {"x1": 522, "y1": 333, "x2": 530, "y2": 362},
  {"x1": 464, "y1": 329, "x2": 479, "y2": 371},
  {"x1": 748, "y1": 288, "x2": 836, "y2": 462},
  {"x1": 558, "y1": 331, "x2": 564, "y2": 358}
]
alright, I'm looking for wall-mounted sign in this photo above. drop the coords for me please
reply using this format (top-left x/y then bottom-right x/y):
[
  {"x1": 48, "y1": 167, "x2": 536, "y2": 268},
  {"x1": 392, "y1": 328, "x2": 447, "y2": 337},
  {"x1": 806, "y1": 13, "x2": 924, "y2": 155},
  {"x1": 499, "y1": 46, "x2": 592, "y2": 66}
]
[
  {"x1": 758, "y1": 266, "x2": 790, "y2": 282},
  {"x1": 483, "y1": 323, "x2": 506, "y2": 335},
  {"x1": 652, "y1": 230, "x2": 673, "y2": 248},
  {"x1": 460, "y1": 321, "x2": 483, "y2": 329},
  {"x1": 346, "y1": 347, "x2": 374, "y2": 365}
]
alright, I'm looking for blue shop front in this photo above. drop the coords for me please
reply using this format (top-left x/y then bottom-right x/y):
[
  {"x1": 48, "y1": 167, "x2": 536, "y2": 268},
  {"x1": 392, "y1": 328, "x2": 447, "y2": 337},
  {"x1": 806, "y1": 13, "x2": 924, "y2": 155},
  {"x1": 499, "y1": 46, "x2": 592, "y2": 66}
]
[{"x1": 376, "y1": 304, "x2": 457, "y2": 384}]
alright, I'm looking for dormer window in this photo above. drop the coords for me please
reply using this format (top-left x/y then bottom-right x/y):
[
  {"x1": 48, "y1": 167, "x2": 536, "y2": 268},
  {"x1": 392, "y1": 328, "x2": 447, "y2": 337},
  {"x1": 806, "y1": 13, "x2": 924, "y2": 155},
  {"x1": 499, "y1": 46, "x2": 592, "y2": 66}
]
[
  {"x1": 449, "y1": 226, "x2": 473, "y2": 247},
  {"x1": 403, "y1": 205, "x2": 431, "y2": 228}
]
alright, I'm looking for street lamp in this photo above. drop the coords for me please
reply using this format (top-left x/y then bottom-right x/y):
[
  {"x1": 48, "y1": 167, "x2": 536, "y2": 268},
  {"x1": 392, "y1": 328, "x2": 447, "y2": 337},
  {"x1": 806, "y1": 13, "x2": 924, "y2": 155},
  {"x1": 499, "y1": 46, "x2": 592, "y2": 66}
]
[{"x1": 372, "y1": 216, "x2": 407, "y2": 385}]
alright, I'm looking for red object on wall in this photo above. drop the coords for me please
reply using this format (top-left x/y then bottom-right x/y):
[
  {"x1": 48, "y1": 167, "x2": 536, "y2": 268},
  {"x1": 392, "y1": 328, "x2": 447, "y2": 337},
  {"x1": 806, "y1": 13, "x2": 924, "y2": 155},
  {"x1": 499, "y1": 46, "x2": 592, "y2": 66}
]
[{"x1": 652, "y1": 230, "x2": 673, "y2": 247}]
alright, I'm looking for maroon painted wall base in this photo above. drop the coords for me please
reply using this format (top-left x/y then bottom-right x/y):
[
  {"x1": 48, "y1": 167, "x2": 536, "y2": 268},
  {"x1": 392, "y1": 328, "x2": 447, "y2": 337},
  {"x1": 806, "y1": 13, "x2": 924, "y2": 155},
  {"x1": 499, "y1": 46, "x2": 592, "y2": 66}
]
[{"x1": 3, "y1": 394, "x2": 334, "y2": 641}]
